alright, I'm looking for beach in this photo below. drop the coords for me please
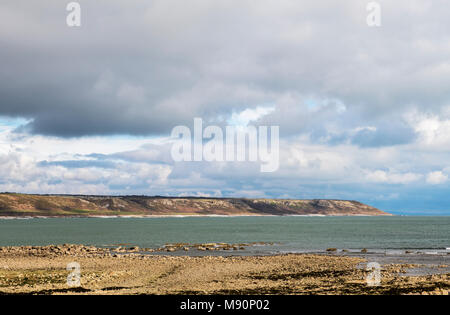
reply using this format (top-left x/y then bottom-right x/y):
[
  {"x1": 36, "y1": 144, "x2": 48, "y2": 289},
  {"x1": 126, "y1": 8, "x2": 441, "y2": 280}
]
[
  {"x1": 0, "y1": 216, "x2": 448, "y2": 295},
  {"x1": 0, "y1": 244, "x2": 448, "y2": 295}
]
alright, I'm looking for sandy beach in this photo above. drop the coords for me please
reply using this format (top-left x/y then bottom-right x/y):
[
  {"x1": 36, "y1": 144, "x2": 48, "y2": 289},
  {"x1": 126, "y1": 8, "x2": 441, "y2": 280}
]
[{"x1": 0, "y1": 244, "x2": 448, "y2": 295}]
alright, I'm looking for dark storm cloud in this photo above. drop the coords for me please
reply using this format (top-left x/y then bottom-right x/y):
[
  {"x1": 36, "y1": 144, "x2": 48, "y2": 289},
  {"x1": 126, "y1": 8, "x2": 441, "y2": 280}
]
[{"x1": 1, "y1": 0, "x2": 450, "y2": 139}]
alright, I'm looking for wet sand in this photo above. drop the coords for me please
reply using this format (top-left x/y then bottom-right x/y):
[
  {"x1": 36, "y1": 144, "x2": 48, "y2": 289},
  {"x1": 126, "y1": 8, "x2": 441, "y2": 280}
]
[{"x1": 0, "y1": 245, "x2": 448, "y2": 295}]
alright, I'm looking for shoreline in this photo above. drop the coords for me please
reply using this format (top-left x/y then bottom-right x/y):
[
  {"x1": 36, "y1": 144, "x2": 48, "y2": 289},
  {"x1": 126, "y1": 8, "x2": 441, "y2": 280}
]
[
  {"x1": 0, "y1": 214, "x2": 393, "y2": 219},
  {"x1": 1, "y1": 244, "x2": 448, "y2": 272},
  {"x1": 0, "y1": 244, "x2": 448, "y2": 295}
]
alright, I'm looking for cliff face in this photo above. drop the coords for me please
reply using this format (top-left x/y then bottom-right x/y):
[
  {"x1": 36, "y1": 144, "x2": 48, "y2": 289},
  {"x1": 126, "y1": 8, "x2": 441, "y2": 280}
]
[{"x1": 0, "y1": 193, "x2": 392, "y2": 216}]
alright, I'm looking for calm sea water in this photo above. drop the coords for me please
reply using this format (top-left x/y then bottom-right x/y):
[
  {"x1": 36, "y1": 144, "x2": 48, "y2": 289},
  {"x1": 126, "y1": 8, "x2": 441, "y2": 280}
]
[{"x1": 0, "y1": 216, "x2": 448, "y2": 254}]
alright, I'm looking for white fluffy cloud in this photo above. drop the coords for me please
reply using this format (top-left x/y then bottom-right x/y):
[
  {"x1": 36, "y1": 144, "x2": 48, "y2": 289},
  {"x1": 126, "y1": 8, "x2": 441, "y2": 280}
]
[
  {"x1": 365, "y1": 170, "x2": 422, "y2": 185},
  {"x1": 426, "y1": 171, "x2": 448, "y2": 185}
]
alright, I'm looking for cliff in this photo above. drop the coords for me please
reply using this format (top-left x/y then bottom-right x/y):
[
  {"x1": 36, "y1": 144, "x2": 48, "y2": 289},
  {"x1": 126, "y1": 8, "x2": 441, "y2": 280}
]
[{"x1": 0, "y1": 193, "x2": 392, "y2": 217}]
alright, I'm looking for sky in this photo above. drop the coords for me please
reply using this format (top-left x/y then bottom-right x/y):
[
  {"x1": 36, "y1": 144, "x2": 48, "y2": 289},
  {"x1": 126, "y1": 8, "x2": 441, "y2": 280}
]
[{"x1": 1, "y1": 0, "x2": 450, "y2": 215}]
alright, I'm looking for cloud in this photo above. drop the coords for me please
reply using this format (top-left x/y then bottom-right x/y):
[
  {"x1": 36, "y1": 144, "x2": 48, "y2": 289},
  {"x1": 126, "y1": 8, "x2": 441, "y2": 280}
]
[
  {"x1": 38, "y1": 160, "x2": 117, "y2": 169},
  {"x1": 1, "y1": 0, "x2": 450, "y2": 139},
  {"x1": 426, "y1": 171, "x2": 448, "y2": 185},
  {"x1": 228, "y1": 106, "x2": 275, "y2": 127},
  {"x1": 2, "y1": 126, "x2": 450, "y2": 212},
  {"x1": 349, "y1": 124, "x2": 416, "y2": 147},
  {"x1": 365, "y1": 170, "x2": 422, "y2": 184}
]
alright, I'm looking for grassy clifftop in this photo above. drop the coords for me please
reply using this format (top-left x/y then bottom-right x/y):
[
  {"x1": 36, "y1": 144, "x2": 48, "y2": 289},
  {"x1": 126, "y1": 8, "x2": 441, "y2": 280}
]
[{"x1": 0, "y1": 193, "x2": 392, "y2": 217}]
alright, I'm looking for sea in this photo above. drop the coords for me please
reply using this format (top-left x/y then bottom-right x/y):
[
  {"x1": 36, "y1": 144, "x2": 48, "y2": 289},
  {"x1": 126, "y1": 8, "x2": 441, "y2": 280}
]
[{"x1": 0, "y1": 216, "x2": 449, "y2": 256}]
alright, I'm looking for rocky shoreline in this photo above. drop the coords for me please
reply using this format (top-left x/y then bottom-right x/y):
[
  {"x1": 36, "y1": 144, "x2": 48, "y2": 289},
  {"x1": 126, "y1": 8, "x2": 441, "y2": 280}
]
[
  {"x1": 0, "y1": 242, "x2": 274, "y2": 258},
  {"x1": 0, "y1": 244, "x2": 448, "y2": 295}
]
